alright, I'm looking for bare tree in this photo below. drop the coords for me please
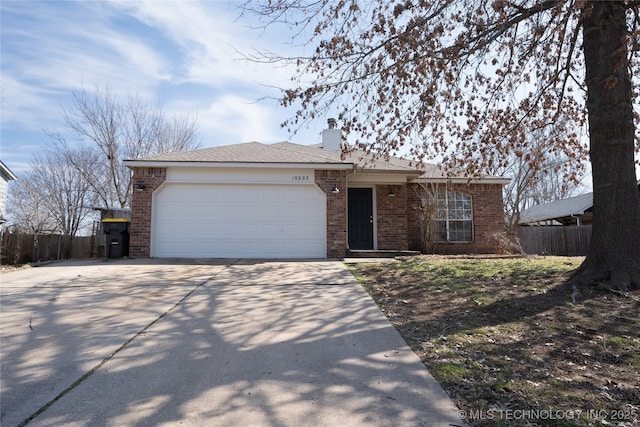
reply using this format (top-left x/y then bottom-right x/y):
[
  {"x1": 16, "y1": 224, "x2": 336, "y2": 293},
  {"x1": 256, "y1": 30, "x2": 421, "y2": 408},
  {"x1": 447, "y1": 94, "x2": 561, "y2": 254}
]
[
  {"x1": 5, "y1": 149, "x2": 95, "y2": 237},
  {"x1": 32, "y1": 150, "x2": 96, "y2": 236},
  {"x1": 6, "y1": 176, "x2": 56, "y2": 235},
  {"x1": 245, "y1": 1, "x2": 640, "y2": 291},
  {"x1": 57, "y1": 86, "x2": 200, "y2": 208},
  {"x1": 493, "y1": 126, "x2": 587, "y2": 228}
]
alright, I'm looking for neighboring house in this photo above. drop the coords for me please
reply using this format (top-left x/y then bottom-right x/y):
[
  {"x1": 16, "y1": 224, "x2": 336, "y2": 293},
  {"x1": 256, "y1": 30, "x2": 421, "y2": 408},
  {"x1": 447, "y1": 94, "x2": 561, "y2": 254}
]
[
  {"x1": 124, "y1": 120, "x2": 509, "y2": 259},
  {"x1": 0, "y1": 161, "x2": 18, "y2": 230},
  {"x1": 519, "y1": 193, "x2": 594, "y2": 226},
  {"x1": 519, "y1": 181, "x2": 640, "y2": 226}
]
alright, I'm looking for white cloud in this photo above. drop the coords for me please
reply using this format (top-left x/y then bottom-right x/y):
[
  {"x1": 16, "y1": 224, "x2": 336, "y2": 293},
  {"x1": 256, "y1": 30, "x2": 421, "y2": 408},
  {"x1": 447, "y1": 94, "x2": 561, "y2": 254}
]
[
  {"x1": 0, "y1": 0, "x2": 178, "y2": 134},
  {"x1": 197, "y1": 94, "x2": 284, "y2": 144},
  {"x1": 0, "y1": 75, "x2": 63, "y2": 129},
  {"x1": 164, "y1": 91, "x2": 327, "y2": 149},
  {"x1": 1, "y1": 0, "x2": 318, "y2": 170},
  {"x1": 2, "y1": 2, "x2": 167, "y2": 90},
  {"x1": 108, "y1": 0, "x2": 298, "y2": 89}
]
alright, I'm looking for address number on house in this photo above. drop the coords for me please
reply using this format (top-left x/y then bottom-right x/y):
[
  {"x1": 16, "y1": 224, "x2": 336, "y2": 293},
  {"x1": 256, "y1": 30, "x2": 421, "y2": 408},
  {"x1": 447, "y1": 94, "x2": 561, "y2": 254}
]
[{"x1": 291, "y1": 175, "x2": 311, "y2": 181}]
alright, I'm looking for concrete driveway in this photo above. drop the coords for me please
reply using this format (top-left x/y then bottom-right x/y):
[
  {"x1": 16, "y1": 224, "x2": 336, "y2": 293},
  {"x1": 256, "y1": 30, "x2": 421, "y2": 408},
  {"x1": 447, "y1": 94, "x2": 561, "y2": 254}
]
[{"x1": 1, "y1": 259, "x2": 465, "y2": 427}]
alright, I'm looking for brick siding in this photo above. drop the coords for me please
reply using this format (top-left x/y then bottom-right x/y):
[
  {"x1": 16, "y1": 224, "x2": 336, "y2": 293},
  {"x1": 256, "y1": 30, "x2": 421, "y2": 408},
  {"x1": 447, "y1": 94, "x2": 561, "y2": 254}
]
[
  {"x1": 375, "y1": 184, "x2": 409, "y2": 250},
  {"x1": 315, "y1": 170, "x2": 348, "y2": 258},
  {"x1": 129, "y1": 167, "x2": 166, "y2": 258},
  {"x1": 128, "y1": 166, "x2": 505, "y2": 258},
  {"x1": 407, "y1": 182, "x2": 506, "y2": 254}
]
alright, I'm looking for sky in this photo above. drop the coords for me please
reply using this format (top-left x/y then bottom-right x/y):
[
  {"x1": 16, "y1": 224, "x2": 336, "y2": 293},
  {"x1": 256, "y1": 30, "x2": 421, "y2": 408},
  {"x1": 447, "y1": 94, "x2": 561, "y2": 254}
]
[
  {"x1": 1, "y1": 0, "x2": 328, "y2": 174},
  {"x1": 1, "y1": 1, "x2": 637, "y2": 184}
]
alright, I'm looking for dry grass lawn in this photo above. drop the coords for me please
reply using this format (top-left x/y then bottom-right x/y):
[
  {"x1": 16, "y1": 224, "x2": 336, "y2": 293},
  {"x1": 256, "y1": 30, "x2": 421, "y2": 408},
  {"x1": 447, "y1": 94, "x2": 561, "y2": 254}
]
[{"x1": 348, "y1": 256, "x2": 639, "y2": 426}]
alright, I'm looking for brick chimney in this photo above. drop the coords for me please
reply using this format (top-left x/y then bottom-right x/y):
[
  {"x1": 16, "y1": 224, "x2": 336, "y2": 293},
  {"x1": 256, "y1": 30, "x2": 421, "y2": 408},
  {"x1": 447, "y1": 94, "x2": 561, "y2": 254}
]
[{"x1": 322, "y1": 118, "x2": 341, "y2": 151}]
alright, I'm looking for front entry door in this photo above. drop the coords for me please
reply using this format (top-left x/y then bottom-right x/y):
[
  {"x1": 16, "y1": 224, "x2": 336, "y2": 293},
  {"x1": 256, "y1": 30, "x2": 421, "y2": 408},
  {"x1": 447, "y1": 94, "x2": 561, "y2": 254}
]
[{"x1": 348, "y1": 188, "x2": 374, "y2": 250}]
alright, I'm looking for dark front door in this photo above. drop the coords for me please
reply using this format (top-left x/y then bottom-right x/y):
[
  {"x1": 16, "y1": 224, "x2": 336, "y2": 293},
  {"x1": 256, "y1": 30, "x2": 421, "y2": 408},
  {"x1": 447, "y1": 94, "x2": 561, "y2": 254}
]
[{"x1": 348, "y1": 188, "x2": 374, "y2": 250}]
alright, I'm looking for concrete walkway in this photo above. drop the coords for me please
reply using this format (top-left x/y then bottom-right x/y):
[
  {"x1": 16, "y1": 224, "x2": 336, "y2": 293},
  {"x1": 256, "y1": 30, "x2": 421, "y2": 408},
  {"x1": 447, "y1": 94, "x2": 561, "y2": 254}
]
[{"x1": 1, "y1": 259, "x2": 465, "y2": 426}]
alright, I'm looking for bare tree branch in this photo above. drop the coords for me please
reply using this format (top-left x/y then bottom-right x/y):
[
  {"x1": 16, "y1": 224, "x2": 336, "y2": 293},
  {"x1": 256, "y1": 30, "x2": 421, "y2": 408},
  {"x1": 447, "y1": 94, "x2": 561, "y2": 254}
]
[
  {"x1": 60, "y1": 86, "x2": 200, "y2": 208},
  {"x1": 244, "y1": 0, "x2": 640, "y2": 290}
]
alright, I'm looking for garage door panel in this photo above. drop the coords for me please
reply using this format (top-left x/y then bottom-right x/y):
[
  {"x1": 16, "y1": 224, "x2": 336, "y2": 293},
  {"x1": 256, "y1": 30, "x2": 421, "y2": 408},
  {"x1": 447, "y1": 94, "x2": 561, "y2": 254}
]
[{"x1": 152, "y1": 183, "x2": 326, "y2": 258}]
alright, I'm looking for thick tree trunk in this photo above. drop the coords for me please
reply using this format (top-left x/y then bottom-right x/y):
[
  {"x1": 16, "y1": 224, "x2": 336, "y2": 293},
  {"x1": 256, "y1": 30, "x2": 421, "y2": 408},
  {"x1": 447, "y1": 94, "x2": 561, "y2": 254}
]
[{"x1": 577, "y1": 2, "x2": 640, "y2": 291}]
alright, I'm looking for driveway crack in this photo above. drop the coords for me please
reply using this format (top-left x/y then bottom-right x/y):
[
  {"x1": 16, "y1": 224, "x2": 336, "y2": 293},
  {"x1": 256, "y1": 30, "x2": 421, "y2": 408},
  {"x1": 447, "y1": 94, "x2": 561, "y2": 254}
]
[{"x1": 17, "y1": 260, "x2": 238, "y2": 426}]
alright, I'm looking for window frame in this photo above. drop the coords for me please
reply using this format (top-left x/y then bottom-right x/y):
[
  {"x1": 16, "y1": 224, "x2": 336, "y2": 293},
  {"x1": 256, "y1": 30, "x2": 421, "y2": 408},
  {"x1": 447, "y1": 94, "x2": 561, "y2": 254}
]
[{"x1": 431, "y1": 191, "x2": 474, "y2": 243}]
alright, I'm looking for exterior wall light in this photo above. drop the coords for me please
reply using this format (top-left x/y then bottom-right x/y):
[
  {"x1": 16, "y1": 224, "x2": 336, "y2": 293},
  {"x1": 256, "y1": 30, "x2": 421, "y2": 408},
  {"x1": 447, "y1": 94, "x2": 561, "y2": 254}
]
[{"x1": 332, "y1": 186, "x2": 340, "y2": 193}]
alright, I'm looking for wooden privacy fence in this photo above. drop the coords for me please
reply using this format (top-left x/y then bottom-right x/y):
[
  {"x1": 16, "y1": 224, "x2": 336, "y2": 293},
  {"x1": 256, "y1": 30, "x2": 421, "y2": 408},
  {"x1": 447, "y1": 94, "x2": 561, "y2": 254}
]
[
  {"x1": 2, "y1": 227, "x2": 592, "y2": 262},
  {"x1": 517, "y1": 225, "x2": 592, "y2": 256},
  {"x1": 1, "y1": 232, "x2": 106, "y2": 265}
]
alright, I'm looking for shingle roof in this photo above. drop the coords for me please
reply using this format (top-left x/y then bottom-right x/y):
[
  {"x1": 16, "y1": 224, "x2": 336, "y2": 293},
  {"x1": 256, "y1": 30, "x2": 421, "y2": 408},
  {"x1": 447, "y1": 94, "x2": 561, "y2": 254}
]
[
  {"x1": 273, "y1": 142, "x2": 424, "y2": 173},
  {"x1": 270, "y1": 142, "x2": 347, "y2": 163},
  {"x1": 132, "y1": 142, "x2": 346, "y2": 164},
  {"x1": 126, "y1": 141, "x2": 426, "y2": 173},
  {"x1": 124, "y1": 140, "x2": 508, "y2": 183},
  {"x1": 519, "y1": 193, "x2": 593, "y2": 224}
]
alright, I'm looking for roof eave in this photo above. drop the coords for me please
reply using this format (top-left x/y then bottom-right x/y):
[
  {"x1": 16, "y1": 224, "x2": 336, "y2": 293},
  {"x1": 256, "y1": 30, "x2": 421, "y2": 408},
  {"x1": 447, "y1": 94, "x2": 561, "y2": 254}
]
[
  {"x1": 0, "y1": 161, "x2": 17, "y2": 180},
  {"x1": 123, "y1": 160, "x2": 355, "y2": 170},
  {"x1": 353, "y1": 167, "x2": 424, "y2": 176},
  {"x1": 411, "y1": 176, "x2": 511, "y2": 185}
]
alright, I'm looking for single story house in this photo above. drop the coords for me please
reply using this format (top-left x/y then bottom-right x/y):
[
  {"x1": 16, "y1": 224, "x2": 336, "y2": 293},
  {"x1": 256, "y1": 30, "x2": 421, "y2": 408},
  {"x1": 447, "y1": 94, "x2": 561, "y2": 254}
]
[{"x1": 124, "y1": 120, "x2": 509, "y2": 259}]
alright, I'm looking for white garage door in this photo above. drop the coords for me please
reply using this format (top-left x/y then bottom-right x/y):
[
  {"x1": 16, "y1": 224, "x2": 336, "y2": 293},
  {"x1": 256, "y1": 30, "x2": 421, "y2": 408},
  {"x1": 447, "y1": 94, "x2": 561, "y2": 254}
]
[{"x1": 152, "y1": 183, "x2": 326, "y2": 258}]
